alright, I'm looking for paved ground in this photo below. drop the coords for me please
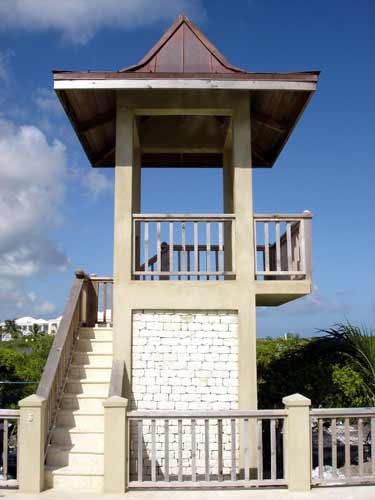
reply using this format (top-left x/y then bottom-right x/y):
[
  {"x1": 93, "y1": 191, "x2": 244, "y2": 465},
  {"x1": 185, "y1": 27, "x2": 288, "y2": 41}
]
[{"x1": 1, "y1": 486, "x2": 375, "y2": 500}]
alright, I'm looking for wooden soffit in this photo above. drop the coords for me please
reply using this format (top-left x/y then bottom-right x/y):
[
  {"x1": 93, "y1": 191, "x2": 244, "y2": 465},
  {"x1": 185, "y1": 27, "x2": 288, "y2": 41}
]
[{"x1": 53, "y1": 15, "x2": 320, "y2": 168}]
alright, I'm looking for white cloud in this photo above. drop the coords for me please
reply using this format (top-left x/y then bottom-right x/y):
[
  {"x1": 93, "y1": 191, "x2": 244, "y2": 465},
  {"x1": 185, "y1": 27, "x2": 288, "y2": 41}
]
[
  {"x1": 0, "y1": 50, "x2": 13, "y2": 83},
  {"x1": 280, "y1": 290, "x2": 353, "y2": 317},
  {"x1": 36, "y1": 301, "x2": 56, "y2": 314},
  {"x1": 0, "y1": 118, "x2": 69, "y2": 320},
  {"x1": 82, "y1": 170, "x2": 113, "y2": 197},
  {"x1": 0, "y1": 0, "x2": 205, "y2": 45},
  {"x1": 33, "y1": 87, "x2": 61, "y2": 115}
]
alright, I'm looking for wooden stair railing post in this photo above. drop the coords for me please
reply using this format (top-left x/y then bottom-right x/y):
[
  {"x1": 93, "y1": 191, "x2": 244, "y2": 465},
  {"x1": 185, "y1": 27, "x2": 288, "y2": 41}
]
[
  {"x1": 104, "y1": 360, "x2": 128, "y2": 493},
  {"x1": 86, "y1": 274, "x2": 99, "y2": 327}
]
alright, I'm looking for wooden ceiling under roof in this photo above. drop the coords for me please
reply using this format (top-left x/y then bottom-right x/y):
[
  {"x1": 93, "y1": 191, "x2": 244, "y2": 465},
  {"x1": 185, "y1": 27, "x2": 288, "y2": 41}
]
[{"x1": 54, "y1": 15, "x2": 320, "y2": 168}]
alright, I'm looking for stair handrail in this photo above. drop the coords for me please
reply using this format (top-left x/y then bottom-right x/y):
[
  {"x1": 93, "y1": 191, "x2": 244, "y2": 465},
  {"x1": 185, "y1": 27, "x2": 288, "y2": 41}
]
[{"x1": 36, "y1": 270, "x2": 97, "y2": 453}]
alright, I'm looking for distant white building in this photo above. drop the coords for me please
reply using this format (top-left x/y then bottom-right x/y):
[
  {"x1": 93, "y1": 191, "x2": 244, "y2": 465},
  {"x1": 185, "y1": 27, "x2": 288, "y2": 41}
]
[{"x1": 0, "y1": 316, "x2": 62, "y2": 341}]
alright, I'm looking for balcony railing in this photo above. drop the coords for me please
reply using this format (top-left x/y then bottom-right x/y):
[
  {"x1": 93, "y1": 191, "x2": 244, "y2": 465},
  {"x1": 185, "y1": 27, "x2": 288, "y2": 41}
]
[
  {"x1": 133, "y1": 214, "x2": 235, "y2": 280},
  {"x1": 254, "y1": 212, "x2": 312, "y2": 281}
]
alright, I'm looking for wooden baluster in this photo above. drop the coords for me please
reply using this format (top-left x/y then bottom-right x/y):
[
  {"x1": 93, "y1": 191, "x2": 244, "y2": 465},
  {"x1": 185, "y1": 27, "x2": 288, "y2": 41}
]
[
  {"x1": 151, "y1": 263, "x2": 154, "y2": 281},
  {"x1": 103, "y1": 282, "x2": 107, "y2": 325},
  {"x1": 157, "y1": 222, "x2": 161, "y2": 275},
  {"x1": 198, "y1": 250, "x2": 201, "y2": 280},
  {"x1": 144, "y1": 222, "x2": 149, "y2": 276},
  {"x1": 182, "y1": 223, "x2": 186, "y2": 278},
  {"x1": 206, "y1": 223, "x2": 211, "y2": 280},
  {"x1": 243, "y1": 418, "x2": 250, "y2": 481},
  {"x1": 194, "y1": 222, "x2": 198, "y2": 278},
  {"x1": 151, "y1": 419, "x2": 156, "y2": 482},
  {"x1": 3, "y1": 419, "x2": 8, "y2": 481},
  {"x1": 372, "y1": 417, "x2": 375, "y2": 476},
  {"x1": 264, "y1": 222, "x2": 270, "y2": 272},
  {"x1": 178, "y1": 250, "x2": 181, "y2": 281},
  {"x1": 299, "y1": 219, "x2": 306, "y2": 274},
  {"x1": 331, "y1": 418, "x2": 337, "y2": 479},
  {"x1": 178, "y1": 419, "x2": 183, "y2": 482},
  {"x1": 275, "y1": 222, "x2": 281, "y2": 273},
  {"x1": 318, "y1": 418, "x2": 324, "y2": 480},
  {"x1": 358, "y1": 417, "x2": 364, "y2": 476},
  {"x1": 286, "y1": 222, "x2": 292, "y2": 273},
  {"x1": 187, "y1": 250, "x2": 191, "y2": 280},
  {"x1": 345, "y1": 417, "x2": 351, "y2": 477},
  {"x1": 215, "y1": 250, "x2": 219, "y2": 280},
  {"x1": 218, "y1": 221, "x2": 224, "y2": 275},
  {"x1": 231, "y1": 418, "x2": 236, "y2": 481},
  {"x1": 257, "y1": 419, "x2": 263, "y2": 481},
  {"x1": 191, "y1": 419, "x2": 197, "y2": 482},
  {"x1": 137, "y1": 419, "x2": 143, "y2": 482},
  {"x1": 164, "y1": 419, "x2": 169, "y2": 482},
  {"x1": 169, "y1": 222, "x2": 174, "y2": 276},
  {"x1": 270, "y1": 419, "x2": 276, "y2": 481},
  {"x1": 205, "y1": 418, "x2": 210, "y2": 481},
  {"x1": 231, "y1": 219, "x2": 235, "y2": 274},
  {"x1": 218, "y1": 418, "x2": 223, "y2": 481}
]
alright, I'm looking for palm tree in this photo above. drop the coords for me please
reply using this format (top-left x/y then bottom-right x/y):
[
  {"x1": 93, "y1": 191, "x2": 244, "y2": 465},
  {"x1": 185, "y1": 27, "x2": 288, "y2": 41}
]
[
  {"x1": 3, "y1": 320, "x2": 22, "y2": 340},
  {"x1": 319, "y1": 323, "x2": 375, "y2": 405},
  {"x1": 30, "y1": 323, "x2": 43, "y2": 337}
]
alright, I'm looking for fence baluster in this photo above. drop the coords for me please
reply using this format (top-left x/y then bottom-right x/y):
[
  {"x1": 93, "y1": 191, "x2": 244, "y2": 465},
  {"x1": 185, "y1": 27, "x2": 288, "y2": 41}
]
[
  {"x1": 103, "y1": 282, "x2": 107, "y2": 324},
  {"x1": 358, "y1": 417, "x2": 364, "y2": 476},
  {"x1": 164, "y1": 419, "x2": 169, "y2": 482},
  {"x1": 372, "y1": 417, "x2": 375, "y2": 476},
  {"x1": 191, "y1": 419, "x2": 197, "y2": 482},
  {"x1": 156, "y1": 223, "x2": 161, "y2": 274},
  {"x1": 270, "y1": 418, "x2": 276, "y2": 480},
  {"x1": 318, "y1": 418, "x2": 324, "y2": 480},
  {"x1": 244, "y1": 417, "x2": 250, "y2": 481},
  {"x1": 345, "y1": 417, "x2": 351, "y2": 477},
  {"x1": 178, "y1": 419, "x2": 183, "y2": 482},
  {"x1": 331, "y1": 418, "x2": 337, "y2": 479},
  {"x1": 169, "y1": 223, "x2": 174, "y2": 275},
  {"x1": 151, "y1": 419, "x2": 156, "y2": 482},
  {"x1": 2, "y1": 418, "x2": 8, "y2": 481},
  {"x1": 137, "y1": 419, "x2": 143, "y2": 482},
  {"x1": 264, "y1": 223, "x2": 270, "y2": 272},
  {"x1": 206, "y1": 223, "x2": 211, "y2": 279},
  {"x1": 218, "y1": 418, "x2": 223, "y2": 481},
  {"x1": 205, "y1": 418, "x2": 210, "y2": 481},
  {"x1": 257, "y1": 419, "x2": 263, "y2": 481},
  {"x1": 286, "y1": 222, "x2": 292, "y2": 272},
  {"x1": 231, "y1": 418, "x2": 236, "y2": 481}
]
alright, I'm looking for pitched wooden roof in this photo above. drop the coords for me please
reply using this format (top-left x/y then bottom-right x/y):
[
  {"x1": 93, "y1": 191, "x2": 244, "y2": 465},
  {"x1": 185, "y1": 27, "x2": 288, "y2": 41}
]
[
  {"x1": 53, "y1": 15, "x2": 320, "y2": 168},
  {"x1": 120, "y1": 15, "x2": 245, "y2": 74}
]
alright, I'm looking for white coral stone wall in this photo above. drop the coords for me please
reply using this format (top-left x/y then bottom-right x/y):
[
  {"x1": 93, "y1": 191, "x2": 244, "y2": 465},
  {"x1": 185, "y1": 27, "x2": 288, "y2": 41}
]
[{"x1": 130, "y1": 310, "x2": 239, "y2": 480}]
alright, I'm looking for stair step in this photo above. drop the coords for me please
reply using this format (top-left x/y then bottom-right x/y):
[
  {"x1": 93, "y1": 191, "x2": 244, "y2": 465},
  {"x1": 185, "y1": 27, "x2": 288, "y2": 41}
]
[
  {"x1": 51, "y1": 427, "x2": 103, "y2": 447},
  {"x1": 56, "y1": 410, "x2": 104, "y2": 430},
  {"x1": 46, "y1": 445, "x2": 104, "y2": 467},
  {"x1": 76, "y1": 338, "x2": 113, "y2": 354},
  {"x1": 65, "y1": 380, "x2": 109, "y2": 396},
  {"x1": 69, "y1": 364, "x2": 112, "y2": 381},
  {"x1": 73, "y1": 352, "x2": 113, "y2": 365},
  {"x1": 79, "y1": 328, "x2": 113, "y2": 341},
  {"x1": 61, "y1": 393, "x2": 106, "y2": 411},
  {"x1": 45, "y1": 465, "x2": 103, "y2": 492}
]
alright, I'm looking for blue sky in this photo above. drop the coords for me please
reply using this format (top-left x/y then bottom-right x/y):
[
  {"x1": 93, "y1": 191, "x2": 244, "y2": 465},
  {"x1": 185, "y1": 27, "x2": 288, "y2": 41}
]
[{"x1": 0, "y1": 0, "x2": 373, "y2": 337}]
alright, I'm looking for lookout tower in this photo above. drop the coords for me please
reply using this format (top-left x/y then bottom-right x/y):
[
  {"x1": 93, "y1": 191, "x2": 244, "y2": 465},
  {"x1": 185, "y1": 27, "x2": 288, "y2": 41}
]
[{"x1": 23, "y1": 16, "x2": 319, "y2": 492}]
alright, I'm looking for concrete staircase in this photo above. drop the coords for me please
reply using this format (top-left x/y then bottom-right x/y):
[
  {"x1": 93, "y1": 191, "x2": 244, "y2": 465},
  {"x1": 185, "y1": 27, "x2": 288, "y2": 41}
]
[{"x1": 45, "y1": 326, "x2": 113, "y2": 492}]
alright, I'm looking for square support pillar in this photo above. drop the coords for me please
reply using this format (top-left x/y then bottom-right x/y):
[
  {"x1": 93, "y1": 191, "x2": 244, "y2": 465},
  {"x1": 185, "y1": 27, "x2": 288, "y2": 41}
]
[
  {"x1": 18, "y1": 394, "x2": 47, "y2": 492},
  {"x1": 283, "y1": 393, "x2": 312, "y2": 491},
  {"x1": 113, "y1": 94, "x2": 134, "y2": 381},
  {"x1": 103, "y1": 396, "x2": 128, "y2": 493}
]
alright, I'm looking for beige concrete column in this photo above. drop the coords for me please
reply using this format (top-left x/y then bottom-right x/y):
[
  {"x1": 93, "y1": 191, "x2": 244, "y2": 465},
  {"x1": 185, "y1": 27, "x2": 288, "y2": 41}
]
[
  {"x1": 283, "y1": 393, "x2": 312, "y2": 491},
  {"x1": 103, "y1": 396, "x2": 128, "y2": 493},
  {"x1": 113, "y1": 93, "x2": 134, "y2": 381},
  {"x1": 223, "y1": 147, "x2": 233, "y2": 274},
  {"x1": 18, "y1": 394, "x2": 46, "y2": 492},
  {"x1": 232, "y1": 93, "x2": 257, "y2": 472}
]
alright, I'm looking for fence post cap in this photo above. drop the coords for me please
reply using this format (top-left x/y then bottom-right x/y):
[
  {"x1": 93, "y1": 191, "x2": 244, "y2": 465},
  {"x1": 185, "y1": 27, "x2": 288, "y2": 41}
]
[
  {"x1": 18, "y1": 394, "x2": 46, "y2": 408},
  {"x1": 75, "y1": 269, "x2": 86, "y2": 279},
  {"x1": 103, "y1": 396, "x2": 128, "y2": 408},
  {"x1": 282, "y1": 393, "x2": 311, "y2": 408}
]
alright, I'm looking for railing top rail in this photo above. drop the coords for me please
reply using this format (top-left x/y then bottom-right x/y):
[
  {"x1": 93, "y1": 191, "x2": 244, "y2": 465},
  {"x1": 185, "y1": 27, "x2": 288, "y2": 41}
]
[
  {"x1": 310, "y1": 407, "x2": 375, "y2": 417},
  {"x1": 89, "y1": 276, "x2": 114, "y2": 283},
  {"x1": 254, "y1": 212, "x2": 313, "y2": 221},
  {"x1": 128, "y1": 409, "x2": 287, "y2": 419},
  {"x1": 0, "y1": 409, "x2": 20, "y2": 418},
  {"x1": 36, "y1": 272, "x2": 85, "y2": 399},
  {"x1": 133, "y1": 213, "x2": 235, "y2": 221}
]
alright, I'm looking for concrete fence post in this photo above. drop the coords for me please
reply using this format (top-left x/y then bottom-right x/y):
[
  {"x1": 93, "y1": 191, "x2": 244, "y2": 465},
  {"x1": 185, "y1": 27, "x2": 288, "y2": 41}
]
[
  {"x1": 18, "y1": 394, "x2": 47, "y2": 492},
  {"x1": 103, "y1": 396, "x2": 128, "y2": 493},
  {"x1": 282, "y1": 393, "x2": 311, "y2": 492}
]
